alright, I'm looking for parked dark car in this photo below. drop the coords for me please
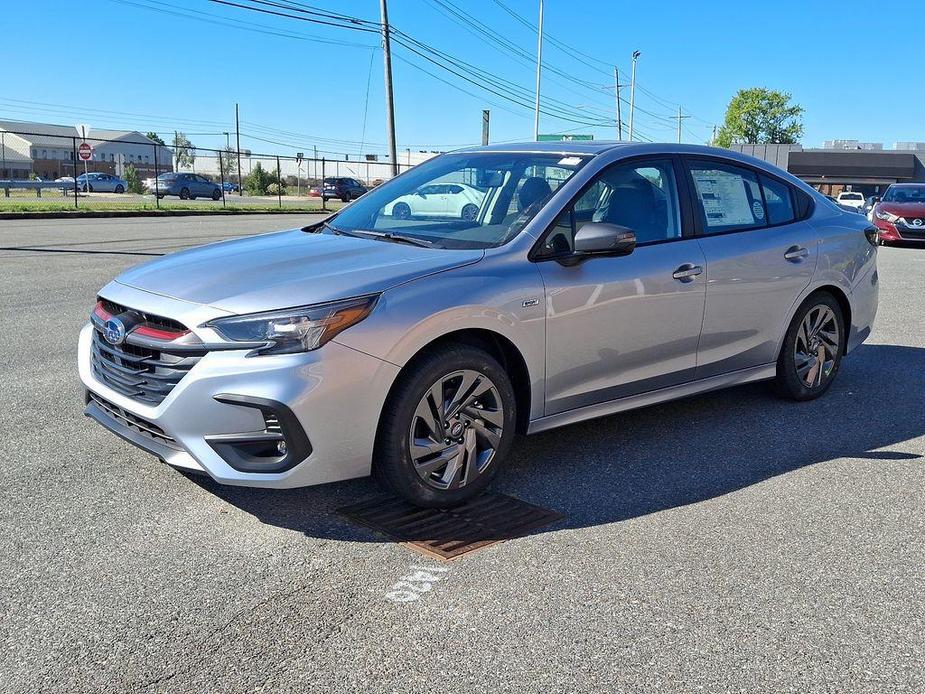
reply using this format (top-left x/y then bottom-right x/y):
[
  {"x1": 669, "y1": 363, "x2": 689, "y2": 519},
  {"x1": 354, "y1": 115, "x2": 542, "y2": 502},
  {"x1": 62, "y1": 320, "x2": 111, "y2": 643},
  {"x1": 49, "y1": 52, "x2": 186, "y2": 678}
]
[
  {"x1": 155, "y1": 173, "x2": 222, "y2": 200},
  {"x1": 222, "y1": 181, "x2": 239, "y2": 193},
  {"x1": 322, "y1": 177, "x2": 367, "y2": 202}
]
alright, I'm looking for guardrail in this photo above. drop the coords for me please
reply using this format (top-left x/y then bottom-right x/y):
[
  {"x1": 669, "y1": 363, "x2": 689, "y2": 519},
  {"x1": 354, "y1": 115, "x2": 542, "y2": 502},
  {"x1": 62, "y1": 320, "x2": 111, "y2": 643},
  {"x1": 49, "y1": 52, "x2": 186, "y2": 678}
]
[{"x1": 1, "y1": 180, "x2": 72, "y2": 197}]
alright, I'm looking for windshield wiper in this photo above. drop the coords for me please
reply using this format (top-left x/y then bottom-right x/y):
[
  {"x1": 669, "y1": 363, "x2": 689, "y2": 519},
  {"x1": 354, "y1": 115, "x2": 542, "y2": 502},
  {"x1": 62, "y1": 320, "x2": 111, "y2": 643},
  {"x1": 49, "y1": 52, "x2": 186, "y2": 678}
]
[{"x1": 352, "y1": 229, "x2": 434, "y2": 248}]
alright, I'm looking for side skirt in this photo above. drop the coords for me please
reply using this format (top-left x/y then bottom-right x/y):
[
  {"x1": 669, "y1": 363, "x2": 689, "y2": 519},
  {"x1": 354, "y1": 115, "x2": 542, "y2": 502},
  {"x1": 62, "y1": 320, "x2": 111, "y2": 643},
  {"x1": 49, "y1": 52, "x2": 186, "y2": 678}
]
[{"x1": 527, "y1": 363, "x2": 776, "y2": 435}]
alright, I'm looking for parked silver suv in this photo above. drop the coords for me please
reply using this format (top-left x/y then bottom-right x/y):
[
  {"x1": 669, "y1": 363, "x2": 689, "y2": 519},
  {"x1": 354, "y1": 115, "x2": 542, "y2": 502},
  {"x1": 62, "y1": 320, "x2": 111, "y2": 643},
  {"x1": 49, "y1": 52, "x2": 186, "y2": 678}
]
[{"x1": 80, "y1": 143, "x2": 879, "y2": 507}]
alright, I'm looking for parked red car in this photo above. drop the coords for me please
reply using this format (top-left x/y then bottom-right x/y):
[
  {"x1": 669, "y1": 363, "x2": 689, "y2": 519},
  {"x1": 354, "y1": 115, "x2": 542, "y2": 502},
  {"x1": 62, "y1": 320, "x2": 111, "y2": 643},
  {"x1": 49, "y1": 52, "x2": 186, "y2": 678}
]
[{"x1": 872, "y1": 183, "x2": 925, "y2": 245}]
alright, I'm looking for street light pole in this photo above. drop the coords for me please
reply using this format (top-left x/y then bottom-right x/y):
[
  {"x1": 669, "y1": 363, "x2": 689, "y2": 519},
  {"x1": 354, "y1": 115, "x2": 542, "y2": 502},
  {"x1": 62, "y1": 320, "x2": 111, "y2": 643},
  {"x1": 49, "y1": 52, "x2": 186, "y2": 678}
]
[
  {"x1": 614, "y1": 66, "x2": 622, "y2": 141},
  {"x1": 533, "y1": 0, "x2": 544, "y2": 141},
  {"x1": 628, "y1": 51, "x2": 640, "y2": 141},
  {"x1": 235, "y1": 103, "x2": 243, "y2": 196}
]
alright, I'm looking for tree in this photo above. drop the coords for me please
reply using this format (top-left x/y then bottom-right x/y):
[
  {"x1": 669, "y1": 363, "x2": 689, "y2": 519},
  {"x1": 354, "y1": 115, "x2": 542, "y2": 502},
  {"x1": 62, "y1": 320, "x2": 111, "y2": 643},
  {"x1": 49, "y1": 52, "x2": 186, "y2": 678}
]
[
  {"x1": 146, "y1": 132, "x2": 165, "y2": 146},
  {"x1": 124, "y1": 163, "x2": 145, "y2": 194},
  {"x1": 218, "y1": 146, "x2": 239, "y2": 180},
  {"x1": 243, "y1": 162, "x2": 276, "y2": 196},
  {"x1": 715, "y1": 88, "x2": 804, "y2": 148},
  {"x1": 172, "y1": 131, "x2": 196, "y2": 170}
]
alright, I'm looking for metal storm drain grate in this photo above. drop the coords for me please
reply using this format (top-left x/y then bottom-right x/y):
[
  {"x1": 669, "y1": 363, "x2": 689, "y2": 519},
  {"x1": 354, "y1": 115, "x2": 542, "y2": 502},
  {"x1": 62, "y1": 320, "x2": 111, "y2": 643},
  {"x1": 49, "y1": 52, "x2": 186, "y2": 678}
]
[{"x1": 337, "y1": 493, "x2": 565, "y2": 561}]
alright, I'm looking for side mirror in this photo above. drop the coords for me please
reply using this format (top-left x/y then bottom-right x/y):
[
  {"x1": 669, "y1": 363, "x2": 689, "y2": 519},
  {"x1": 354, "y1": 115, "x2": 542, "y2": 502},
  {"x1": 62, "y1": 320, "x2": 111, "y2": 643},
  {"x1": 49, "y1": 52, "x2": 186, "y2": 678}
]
[
  {"x1": 560, "y1": 223, "x2": 636, "y2": 265},
  {"x1": 416, "y1": 190, "x2": 426, "y2": 198},
  {"x1": 872, "y1": 196, "x2": 881, "y2": 204}
]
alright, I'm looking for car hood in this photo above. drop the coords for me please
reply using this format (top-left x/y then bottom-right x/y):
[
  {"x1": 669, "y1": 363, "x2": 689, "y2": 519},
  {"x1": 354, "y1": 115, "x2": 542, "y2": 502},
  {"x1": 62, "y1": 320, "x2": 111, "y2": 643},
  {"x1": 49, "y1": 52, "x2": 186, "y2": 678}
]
[
  {"x1": 878, "y1": 202, "x2": 925, "y2": 217},
  {"x1": 115, "y1": 228, "x2": 483, "y2": 313}
]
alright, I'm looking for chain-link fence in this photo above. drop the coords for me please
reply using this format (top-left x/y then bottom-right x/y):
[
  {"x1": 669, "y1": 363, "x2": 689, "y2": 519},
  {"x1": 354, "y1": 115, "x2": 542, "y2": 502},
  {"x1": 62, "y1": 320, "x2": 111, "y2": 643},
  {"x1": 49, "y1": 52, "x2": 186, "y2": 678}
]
[{"x1": 0, "y1": 129, "x2": 417, "y2": 211}]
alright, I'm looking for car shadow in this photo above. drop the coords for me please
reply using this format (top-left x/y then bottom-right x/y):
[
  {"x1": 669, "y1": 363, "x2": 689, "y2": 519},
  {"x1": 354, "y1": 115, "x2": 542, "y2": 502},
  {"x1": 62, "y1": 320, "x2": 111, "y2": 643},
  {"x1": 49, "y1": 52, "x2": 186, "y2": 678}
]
[{"x1": 191, "y1": 343, "x2": 924, "y2": 543}]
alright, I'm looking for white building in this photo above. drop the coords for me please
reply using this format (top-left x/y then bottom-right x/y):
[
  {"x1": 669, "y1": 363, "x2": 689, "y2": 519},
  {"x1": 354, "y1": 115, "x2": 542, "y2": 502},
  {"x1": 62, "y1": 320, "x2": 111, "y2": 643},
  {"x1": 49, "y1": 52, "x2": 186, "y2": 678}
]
[{"x1": 0, "y1": 120, "x2": 173, "y2": 180}]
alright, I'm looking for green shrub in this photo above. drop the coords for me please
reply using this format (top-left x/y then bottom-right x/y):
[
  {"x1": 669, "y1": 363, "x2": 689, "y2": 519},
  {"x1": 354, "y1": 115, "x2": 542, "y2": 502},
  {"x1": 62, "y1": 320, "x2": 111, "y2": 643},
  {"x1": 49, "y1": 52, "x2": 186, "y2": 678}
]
[
  {"x1": 124, "y1": 164, "x2": 145, "y2": 194},
  {"x1": 267, "y1": 182, "x2": 287, "y2": 196},
  {"x1": 243, "y1": 162, "x2": 277, "y2": 196}
]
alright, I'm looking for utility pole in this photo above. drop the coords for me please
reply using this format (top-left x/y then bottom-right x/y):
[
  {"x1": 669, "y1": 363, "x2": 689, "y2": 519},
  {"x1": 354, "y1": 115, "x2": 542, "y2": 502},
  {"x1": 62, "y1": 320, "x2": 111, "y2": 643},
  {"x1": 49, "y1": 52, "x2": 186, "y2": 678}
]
[
  {"x1": 675, "y1": 105, "x2": 690, "y2": 144},
  {"x1": 380, "y1": 0, "x2": 399, "y2": 176},
  {"x1": 711, "y1": 124, "x2": 718, "y2": 146},
  {"x1": 628, "y1": 50, "x2": 640, "y2": 141},
  {"x1": 613, "y1": 66, "x2": 622, "y2": 141},
  {"x1": 482, "y1": 110, "x2": 490, "y2": 146},
  {"x1": 533, "y1": 0, "x2": 544, "y2": 141},
  {"x1": 235, "y1": 103, "x2": 243, "y2": 195}
]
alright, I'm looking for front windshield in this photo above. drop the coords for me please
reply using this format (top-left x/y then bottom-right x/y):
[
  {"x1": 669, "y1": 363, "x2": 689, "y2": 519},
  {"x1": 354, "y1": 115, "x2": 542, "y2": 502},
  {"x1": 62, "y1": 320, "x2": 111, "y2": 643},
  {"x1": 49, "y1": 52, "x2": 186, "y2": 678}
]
[
  {"x1": 882, "y1": 185, "x2": 925, "y2": 203},
  {"x1": 327, "y1": 151, "x2": 590, "y2": 249}
]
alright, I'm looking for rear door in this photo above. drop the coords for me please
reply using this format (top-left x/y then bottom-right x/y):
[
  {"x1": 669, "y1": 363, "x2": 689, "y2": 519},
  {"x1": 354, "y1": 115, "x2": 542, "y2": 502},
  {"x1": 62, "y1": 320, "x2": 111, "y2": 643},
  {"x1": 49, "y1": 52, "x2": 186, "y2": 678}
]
[{"x1": 684, "y1": 157, "x2": 818, "y2": 379}]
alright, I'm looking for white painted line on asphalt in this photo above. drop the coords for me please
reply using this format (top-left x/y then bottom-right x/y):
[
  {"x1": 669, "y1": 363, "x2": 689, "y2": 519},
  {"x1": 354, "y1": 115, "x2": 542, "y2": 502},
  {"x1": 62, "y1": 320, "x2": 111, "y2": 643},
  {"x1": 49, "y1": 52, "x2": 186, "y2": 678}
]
[{"x1": 384, "y1": 564, "x2": 451, "y2": 604}]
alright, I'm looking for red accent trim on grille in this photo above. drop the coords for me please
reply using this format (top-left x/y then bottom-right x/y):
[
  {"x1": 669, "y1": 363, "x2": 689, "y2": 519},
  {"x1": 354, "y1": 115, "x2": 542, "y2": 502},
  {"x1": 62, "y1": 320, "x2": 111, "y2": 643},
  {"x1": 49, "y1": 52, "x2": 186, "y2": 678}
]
[
  {"x1": 134, "y1": 325, "x2": 190, "y2": 340},
  {"x1": 93, "y1": 301, "x2": 189, "y2": 341},
  {"x1": 93, "y1": 302, "x2": 111, "y2": 321}
]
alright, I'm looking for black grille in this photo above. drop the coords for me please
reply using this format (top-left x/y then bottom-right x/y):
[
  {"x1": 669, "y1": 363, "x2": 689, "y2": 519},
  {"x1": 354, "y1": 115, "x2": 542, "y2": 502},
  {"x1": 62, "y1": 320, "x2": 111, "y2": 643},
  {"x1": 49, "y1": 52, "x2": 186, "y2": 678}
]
[
  {"x1": 90, "y1": 328, "x2": 205, "y2": 405},
  {"x1": 88, "y1": 392, "x2": 179, "y2": 450},
  {"x1": 98, "y1": 297, "x2": 187, "y2": 334}
]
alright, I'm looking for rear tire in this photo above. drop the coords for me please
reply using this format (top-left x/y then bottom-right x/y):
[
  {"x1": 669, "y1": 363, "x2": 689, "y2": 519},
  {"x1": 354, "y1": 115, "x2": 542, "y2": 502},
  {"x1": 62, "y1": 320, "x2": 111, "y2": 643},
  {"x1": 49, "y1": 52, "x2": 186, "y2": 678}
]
[
  {"x1": 392, "y1": 202, "x2": 411, "y2": 220},
  {"x1": 341, "y1": 192, "x2": 350, "y2": 203},
  {"x1": 461, "y1": 203, "x2": 478, "y2": 221},
  {"x1": 773, "y1": 292, "x2": 845, "y2": 401},
  {"x1": 212, "y1": 188, "x2": 221, "y2": 201},
  {"x1": 114, "y1": 185, "x2": 124, "y2": 194},
  {"x1": 179, "y1": 187, "x2": 190, "y2": 200},
  {"x1": 374, "y1": 345, "x2": 516, "y2": 508}
]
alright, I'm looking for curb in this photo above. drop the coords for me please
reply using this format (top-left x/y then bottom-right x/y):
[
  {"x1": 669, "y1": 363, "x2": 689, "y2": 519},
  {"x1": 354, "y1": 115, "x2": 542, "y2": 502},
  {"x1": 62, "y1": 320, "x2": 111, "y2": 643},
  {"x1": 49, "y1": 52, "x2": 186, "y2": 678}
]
[{"x1": 0, "y1": 208, "x2": 332, "y2": 221}]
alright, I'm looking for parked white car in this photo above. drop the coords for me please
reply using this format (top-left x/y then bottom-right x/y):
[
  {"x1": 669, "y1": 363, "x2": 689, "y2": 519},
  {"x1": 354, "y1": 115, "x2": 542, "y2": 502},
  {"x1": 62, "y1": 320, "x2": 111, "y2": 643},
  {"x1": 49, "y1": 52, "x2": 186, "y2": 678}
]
[
  {"x1": 836, "y1": 191, "x2": 865, "y2": 210},
  {"x1": 384, "y1": 182, "x2": 485, "y2": 221}
]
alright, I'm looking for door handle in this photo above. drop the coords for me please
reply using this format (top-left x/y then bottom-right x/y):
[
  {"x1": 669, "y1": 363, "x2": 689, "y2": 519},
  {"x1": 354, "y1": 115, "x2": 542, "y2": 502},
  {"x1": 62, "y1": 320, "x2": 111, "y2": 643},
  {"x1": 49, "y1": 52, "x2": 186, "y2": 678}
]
[
  {"x1": 672, "y1": 263, "x2": 703, "y2": 281},
  {"x1": 784, "y1": 245, "x2": 809, "y2": 261}
]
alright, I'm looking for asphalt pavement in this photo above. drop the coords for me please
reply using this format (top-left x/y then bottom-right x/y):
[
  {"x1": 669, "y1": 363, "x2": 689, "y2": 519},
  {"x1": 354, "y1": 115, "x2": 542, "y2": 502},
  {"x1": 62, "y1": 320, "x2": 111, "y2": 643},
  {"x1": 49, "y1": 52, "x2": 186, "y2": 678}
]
[{"x1": 0, "y1": 216, "x2": 922, "y2": 693}]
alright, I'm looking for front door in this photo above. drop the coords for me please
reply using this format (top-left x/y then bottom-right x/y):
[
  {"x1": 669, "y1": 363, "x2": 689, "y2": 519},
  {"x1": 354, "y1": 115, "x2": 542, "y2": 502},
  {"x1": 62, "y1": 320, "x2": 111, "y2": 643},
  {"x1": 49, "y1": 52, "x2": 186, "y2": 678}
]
[
  {"x1": 683, "y1": 159, "x2": 818, "y2": 379},
  {"x1": 536, "y1": 157, "x2": 707, "y2": 416}
]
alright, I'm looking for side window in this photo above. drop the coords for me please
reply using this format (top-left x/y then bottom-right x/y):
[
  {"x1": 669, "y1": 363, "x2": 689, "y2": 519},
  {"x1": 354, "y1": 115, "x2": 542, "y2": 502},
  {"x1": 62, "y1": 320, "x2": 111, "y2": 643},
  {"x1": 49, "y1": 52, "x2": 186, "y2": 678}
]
[
  {"x1": 537, "y1": 159, "x2": 682, "y2": 256},
  {"x1": 689, "y1": 161, "x2": 765, "y2": 233},
  {"x1": 760, "y1": 175, "x2": 795, "y2": 225}
]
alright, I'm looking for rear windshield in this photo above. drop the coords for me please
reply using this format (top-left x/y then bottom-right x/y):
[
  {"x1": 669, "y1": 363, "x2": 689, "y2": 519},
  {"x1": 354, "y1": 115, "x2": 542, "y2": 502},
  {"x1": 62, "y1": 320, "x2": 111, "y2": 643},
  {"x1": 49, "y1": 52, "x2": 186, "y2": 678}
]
[{"x1": 839, "y1": 193, "x2": 863, "y2": 200}]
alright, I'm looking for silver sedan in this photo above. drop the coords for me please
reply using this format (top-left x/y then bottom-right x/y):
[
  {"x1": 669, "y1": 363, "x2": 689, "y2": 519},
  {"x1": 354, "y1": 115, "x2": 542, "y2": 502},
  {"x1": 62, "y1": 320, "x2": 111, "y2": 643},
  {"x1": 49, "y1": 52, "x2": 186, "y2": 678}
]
[
  {"x1": 79, "y1": 142, "x2": 878, "y2": 507},
  {"x1": 76, "y1": 172, "x2": 128, "y2": 193}
]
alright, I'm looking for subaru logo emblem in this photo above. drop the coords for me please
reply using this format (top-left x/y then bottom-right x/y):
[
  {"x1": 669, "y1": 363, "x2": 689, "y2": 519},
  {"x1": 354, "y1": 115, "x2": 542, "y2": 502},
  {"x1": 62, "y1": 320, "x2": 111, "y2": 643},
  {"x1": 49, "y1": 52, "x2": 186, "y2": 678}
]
[
  {"x1": 103, "y1": 317, "x2": 127, "y2": 345},
  {"x1": 913, "y1": 218, "x2": 923, "y2": 227}
]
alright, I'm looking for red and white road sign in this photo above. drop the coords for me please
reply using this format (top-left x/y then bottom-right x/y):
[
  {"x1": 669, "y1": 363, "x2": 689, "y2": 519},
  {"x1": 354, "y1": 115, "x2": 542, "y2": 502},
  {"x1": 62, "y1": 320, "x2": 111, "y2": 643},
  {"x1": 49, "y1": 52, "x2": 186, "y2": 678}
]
[{"x1": 78, "y1": 142, "x2": 92, "y2": 161}]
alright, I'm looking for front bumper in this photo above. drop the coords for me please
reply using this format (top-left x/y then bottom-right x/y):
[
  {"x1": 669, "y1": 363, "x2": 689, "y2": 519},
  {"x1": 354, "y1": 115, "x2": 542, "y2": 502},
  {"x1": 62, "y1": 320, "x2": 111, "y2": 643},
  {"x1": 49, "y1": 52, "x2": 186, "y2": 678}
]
[{"x1": 79, "y1": 321, "x2": 400, "y2": 488}]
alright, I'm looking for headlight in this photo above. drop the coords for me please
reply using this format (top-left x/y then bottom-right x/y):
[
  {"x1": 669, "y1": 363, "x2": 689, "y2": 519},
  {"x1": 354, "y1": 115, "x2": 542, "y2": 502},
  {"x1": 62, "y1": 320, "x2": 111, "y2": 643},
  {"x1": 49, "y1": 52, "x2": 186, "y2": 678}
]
[
  {"x1": 206, "y1": 294, "x2": 379, "y2": 355},
  {"x1": 875, "y1": 209, "x2": 899, "y2": 222}
]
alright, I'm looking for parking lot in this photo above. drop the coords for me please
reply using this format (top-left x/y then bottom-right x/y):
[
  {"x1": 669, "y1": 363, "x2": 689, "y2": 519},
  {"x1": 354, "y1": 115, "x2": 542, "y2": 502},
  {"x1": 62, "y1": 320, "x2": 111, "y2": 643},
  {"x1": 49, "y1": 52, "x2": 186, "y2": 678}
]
[{"x1": 1, "y1": 215, "x2": 922, "y2": 692}]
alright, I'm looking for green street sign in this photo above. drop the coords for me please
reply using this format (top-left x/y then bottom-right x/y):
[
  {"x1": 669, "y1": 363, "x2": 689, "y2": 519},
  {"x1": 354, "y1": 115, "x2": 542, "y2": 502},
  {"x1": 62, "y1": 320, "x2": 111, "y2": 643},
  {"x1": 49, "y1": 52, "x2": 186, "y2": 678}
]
[{"x1": 537, "y1": 134, "x2": 594, "y2": 141}]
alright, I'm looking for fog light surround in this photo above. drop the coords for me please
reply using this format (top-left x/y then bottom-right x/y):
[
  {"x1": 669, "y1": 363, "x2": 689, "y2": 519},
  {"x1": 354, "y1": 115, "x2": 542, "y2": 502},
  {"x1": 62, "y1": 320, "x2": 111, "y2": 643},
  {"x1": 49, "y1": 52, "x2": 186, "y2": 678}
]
[{"x1": 205, "y1": 394, "x2": 312, "y2": 473}]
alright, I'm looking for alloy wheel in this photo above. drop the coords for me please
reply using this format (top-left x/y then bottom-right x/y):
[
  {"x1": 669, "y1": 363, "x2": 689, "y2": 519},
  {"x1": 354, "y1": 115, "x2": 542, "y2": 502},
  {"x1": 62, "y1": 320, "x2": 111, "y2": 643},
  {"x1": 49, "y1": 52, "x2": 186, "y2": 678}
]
[
  {"x1": 793, "y1": 304, "x2": 839, "y2": 388},
  {"x1": 409, "y1": 369, "x2": 504, "y2": 490}
]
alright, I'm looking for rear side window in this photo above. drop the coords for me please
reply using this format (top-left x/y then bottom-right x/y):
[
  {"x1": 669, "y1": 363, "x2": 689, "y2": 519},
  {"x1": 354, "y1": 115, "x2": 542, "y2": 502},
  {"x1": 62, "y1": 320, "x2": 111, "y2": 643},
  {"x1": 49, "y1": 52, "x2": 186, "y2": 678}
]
[
  {"x1": 760, "y1": 175, "x2": 795, "y2": 225},
  {"x1": 689, "y1": 161, "x2": 765, "y2": 233}
]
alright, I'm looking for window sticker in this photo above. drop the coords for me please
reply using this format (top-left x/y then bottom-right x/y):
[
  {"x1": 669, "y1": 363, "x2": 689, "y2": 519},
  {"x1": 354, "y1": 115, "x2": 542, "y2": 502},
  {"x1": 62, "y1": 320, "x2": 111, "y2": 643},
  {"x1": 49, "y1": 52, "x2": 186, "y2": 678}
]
[
  {"x1": 694, "y1": 171, "x2": 756, "y2": 227},
  {"x1": 752, "y1": 200, "x2": 765, "y2": 220},
  {"x1": 558, "y1": 157, "x2": 582, "y2": 166}
]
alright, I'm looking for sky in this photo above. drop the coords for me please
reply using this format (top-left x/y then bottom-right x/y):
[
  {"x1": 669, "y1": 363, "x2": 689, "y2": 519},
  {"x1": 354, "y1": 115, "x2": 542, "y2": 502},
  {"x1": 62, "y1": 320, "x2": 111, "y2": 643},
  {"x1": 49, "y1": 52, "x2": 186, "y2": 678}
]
[{"x1": 1, "y1": 0, "x2": 923, "y2": 158}]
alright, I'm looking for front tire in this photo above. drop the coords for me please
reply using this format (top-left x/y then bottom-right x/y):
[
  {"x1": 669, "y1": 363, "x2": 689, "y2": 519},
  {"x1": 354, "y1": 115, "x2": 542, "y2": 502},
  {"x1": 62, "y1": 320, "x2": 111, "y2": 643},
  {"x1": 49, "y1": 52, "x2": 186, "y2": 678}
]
[
  {"x1": 179, "y1": 187, "x2": 190, "y2": 200},
  {"x1": 374, "y1": 345, "x2": 516, "y2": 508},
  {"x1": 114, "y1": 184, "x2": 124, "y2": 194},
  {"x1": 773, "y1": 292, "x2": 845, "y2": 401},
  {"x1": 341, "y1": 192, "x2": 350, "y2": 203},
  {"x1": 212, "y1": 188, "x2": 221, "y2": 200}
]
